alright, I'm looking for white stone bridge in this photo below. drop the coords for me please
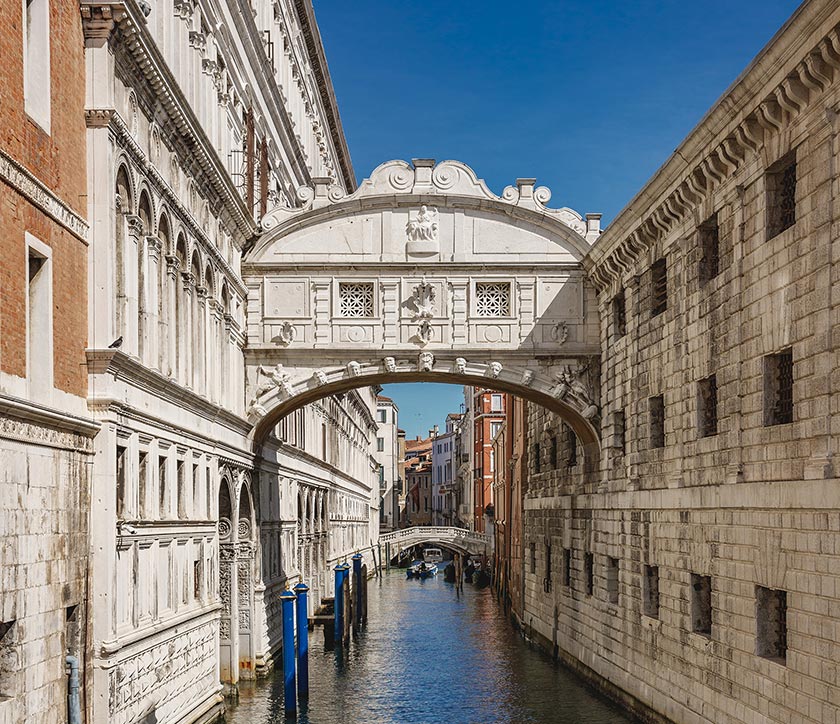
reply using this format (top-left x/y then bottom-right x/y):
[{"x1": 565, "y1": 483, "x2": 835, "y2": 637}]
[{"x1": 380, "y1": 526, "x2": 491, "y2": 559}]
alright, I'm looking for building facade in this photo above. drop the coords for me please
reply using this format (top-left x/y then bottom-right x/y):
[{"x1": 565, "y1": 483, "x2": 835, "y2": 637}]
[
  {"x1": 0, "y1": 1, "x2": 97, "y2": 721},
  {"x1": 470, "y1": 388, "x2": 508, "y2": 532},
  {"x1": 515, "y1": 3, "x2": 840, "y2": 723},
  {"x1": 431, "y1": 414, "x2": 459, "y2": 525},
  {"x1": 374, "y1": 395, "x2": 400, "y2": 530}
]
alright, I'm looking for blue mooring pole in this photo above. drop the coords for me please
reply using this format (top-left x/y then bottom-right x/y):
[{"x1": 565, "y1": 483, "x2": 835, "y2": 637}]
[
  {"x1": 352, "y1": 553, "x2": 363, "y2": 630},
  {"x1": 280, "y1": 590, "x2": 297, "y2": 718},
  {"x1": 334, "y1": 564, "x2": 345, "y2": 646},
  {"x1": 294, "y1": 582, "x2": 309, "y2": 701}
]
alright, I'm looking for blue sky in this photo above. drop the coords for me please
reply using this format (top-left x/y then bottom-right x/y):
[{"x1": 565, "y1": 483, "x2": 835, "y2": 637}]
[
  {"x1": 318, "y1": 0, "x2": 800, "y2": 223},
  {"x1": 317, "y1": 0, "x2": 801, "y2": 434}
]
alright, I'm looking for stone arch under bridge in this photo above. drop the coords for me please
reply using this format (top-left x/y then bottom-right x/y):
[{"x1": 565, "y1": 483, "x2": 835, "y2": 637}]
[
  {"x1": 243, "y1": 159, "x2": 603, "y2": 458},
  {"x1": 380, "y1": 526, "x2": 492, "y2": 560}
]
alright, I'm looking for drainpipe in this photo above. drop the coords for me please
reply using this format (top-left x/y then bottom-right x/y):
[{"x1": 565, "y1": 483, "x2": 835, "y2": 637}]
[{"x1": 66, "y1": 655, "x2": 81, "y2": 724}]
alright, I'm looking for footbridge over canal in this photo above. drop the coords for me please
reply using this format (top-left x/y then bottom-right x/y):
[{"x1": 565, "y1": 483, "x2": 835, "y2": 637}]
[{"x1": 380, "y1": 526, "x2": 491, "y2": 561}]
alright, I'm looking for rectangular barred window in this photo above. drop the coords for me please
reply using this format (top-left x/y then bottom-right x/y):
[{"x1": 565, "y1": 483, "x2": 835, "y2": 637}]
[
  {"x1": 691, "y1": 574, "x2": 712, "y2": 637},
  {"x1": 698, "y1": 375, "x2": 718, "y2": 438},
  {"x1": 562, "y1": 548, "x2": 572, "y2": 588},
  {"x1": 564, "y1": 423, "x2": 577, "y2": 467},
  {"x1": 607, "y1": 557, "x2": 619, "y2": 604},
  {"x1": 612, "y1": 289, "x2": 626, "y2": 337},
  {"x1": 766, "y1": 153, "x2": 796, "y2": 240},
  {"x1": 650, "y1": 258, "x2": 667, "y2": 317},
  {"x1": 338, "y1": 282, "x2": 374, "y2": 317},
  {"x1": 544, "y1": 543, "x2": 552, "y2": 593},
  {"x1": 549, "y1": 435, "x2": 558, "y2": 469},
  {"x1": 475, "y1": 282, "x2": 511, "y2": 317},
  {"x1": 584, "y1": 552, "x2": 594, "y2": 596},
  {"x1": 614, "y1": 410, "x2": 626, "y2": 455},
  {"x1": 533, "y1": 442, "x2": 541, "y2": 474},
  {"x1": 699, "y1": 213, "x2": 720, "y2": 284},
  {"x1": 756, "y1": 586, "x2": 787, "y2": 663},
  {"x1": 529, "y1": 542, "x2": 536, "y2": 574},
  {"x1": 642, "y1": 564, "x2": 660, "y2": 618},
  {"x1": 649, "y1": 395, "x2": 665, "y2": 449},
  {"x1": 764, "y1": 349, "x2": 793, "y2": 426}
]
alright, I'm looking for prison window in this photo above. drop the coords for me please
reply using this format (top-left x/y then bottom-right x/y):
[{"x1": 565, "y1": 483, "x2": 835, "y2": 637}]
[
  {"x1": 650, "y1": 258, "x2": 667, "y2": 317},
  {"x1": 649, "y1": 395, "x2": 665, "y2": 449},
  {"x1": 562, "y1": 548, "x2": 572, "y2": 588},
  {"x1": 691, "y1": 574, "x2": 712, "y2": 637},
  {"x1": 544, "y1": 543, "x2": 552, "y2": 593},
  {"x1": 698, "y1": 375, "x2": 718, "y2": 438},
  {"x1": 612, "y1": 288, "x2": 626, "y2": 337},
  {"x1": 549, "y1": 435, "x2": 558, "y2": 469},
  {"x1": 766, "y1": 153, "x2": 796, "y2": 239},
  {"x1": 533, "y1": 442, "x2": 541, "y2": 474},
  {"x1": 698, "y1": 213, "x2": 720, "y2": 284},
  {"x1": 584, "y1": 552, "x2": 594, "y2": 596},
  {"x1": 764, "y1": 349, "x2": 793, "y2": 426},
  {"x1": 642, "y1": 564, "x2": 660, "y2": 618},
  {"x1": 614, "y1": 410, "x2": 626, "y2": 455},
  {"x1": 564, "y1": 423, "x2": 577, "y2": 467},
  {"x1": 607, "y1": 557, "x2": 619, "y2": 604},
  {"x1": 756, "y1": 586, "x2": 787, "y2": 663},
  {"x1": 529, "y1": 542, "x2": 536, "y2": 574}
]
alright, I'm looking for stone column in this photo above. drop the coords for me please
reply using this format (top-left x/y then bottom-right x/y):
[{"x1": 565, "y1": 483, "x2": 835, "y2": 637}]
[
  {"x1": 223, "y1": 314, "x2": 234, "y2": 409},
  {"x1": 195, "y1": 285, "x2": 208, "y2": 395},
  {"x1": 210, "y1": 300, "x2": 223, "y2": 405},
  {"x1": 145, "y1": 236, "x2": 161, "y2": 369},
  {"x1": 125, "y1": 215, "x2": 143, "y2": 357},
  {"x1": 164, "y1": 256, "x2": 180, "y2": 379},
  {"x1": 181, "y1": 271, "x2": 195, "y2": 389}
]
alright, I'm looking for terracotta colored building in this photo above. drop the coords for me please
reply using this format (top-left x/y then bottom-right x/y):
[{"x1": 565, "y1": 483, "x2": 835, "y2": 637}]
[
  {"x1": 470, "y1": 388, "x2": 508, "y2": 532},
  {"x1": 0, "y1": 1, "x2": 97, "y2": 721}
]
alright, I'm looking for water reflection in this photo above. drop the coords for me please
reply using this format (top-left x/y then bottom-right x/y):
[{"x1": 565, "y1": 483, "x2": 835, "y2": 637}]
[{"x1": 225, "y1": 571, "x2": 635, "y2": 724}]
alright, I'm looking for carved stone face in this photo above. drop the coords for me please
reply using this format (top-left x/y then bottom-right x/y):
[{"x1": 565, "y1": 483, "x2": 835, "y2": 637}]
[
  {"x1": 419, "y1": 352, "x2": 434, "y2": 372},
  {"x1": 521, "y1": 370, "x2": 535, "y2": 386},
  {"x1": 383, "y1": 356, "x2": 397, "y2": 373},
  {"x1": 313, "y1": 370, "x2": 328, "y2": 386},
  {"x1": 455, "y1": 357, "x2": 467, "y2": 374},
  {"x1": 489, "y1": 362, "x2": 503, "y2": 378},
  {"x1": 347, "y1": 361, "x2": 361, "y2": 376}
]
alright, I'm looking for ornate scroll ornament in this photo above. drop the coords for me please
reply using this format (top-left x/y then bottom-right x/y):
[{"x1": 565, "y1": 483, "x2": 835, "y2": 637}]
[
  {"x1": 238, "y1": 519, "x2": 251, "y2": 540},
  {"x1": 454, "y1": 357, "x2": 467, "y2": 374},
  {"x1": 406, "y1": 205, "x2": 439, "y2": 242},
  {"x1": 552, "y1": 364, "x2": 598, "y2": 418},
  {"x1": 383, "y1": 357, "x2": 397, "y2": 373},
  {"x1": 418, "y1": 352, "x2": 435, "y2": 372},
  {"x1": 410, "y1": 278, "x2": 436, "y2": 319},
  {"x1": 551, "y1": 321, "x2": 569, "y2": 345},
  {"x1": 488, "y1": 362, "x2": 503, "y2": 378},
  {"x1": 312, "y1": 369, "x2": 328, "y2": 386},
  {"x1": 271, "y1": 321, "x2": 296, "y2": 346},
  {"x1": 346, "y1": 361, "x2": 362, "y2": 377},
  {"x1": 218, "y1": 517, "x2": 232, "y2": 540},
  {"x1": 521, "y1": 370, "x2": 535, "y2": 386}
]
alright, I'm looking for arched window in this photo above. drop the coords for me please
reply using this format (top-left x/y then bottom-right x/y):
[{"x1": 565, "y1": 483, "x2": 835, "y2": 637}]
[
  {"x1": 115, "y1": 167, "x2": 133, "y2": 342},
  {"x1": 158, "y1": 214, "x2": 171, "y2": 374},
  {"x1": 137, "y1": 191, "x2": 152, "y2": 361},
  {"x1": 174, "y1": 234, "x2": 187, "y2": 383}
]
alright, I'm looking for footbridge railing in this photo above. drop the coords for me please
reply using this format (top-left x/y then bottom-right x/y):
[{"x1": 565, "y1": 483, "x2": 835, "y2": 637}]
[{"x1": 379, "y1": 526, "x2": 490, "y2": 555}]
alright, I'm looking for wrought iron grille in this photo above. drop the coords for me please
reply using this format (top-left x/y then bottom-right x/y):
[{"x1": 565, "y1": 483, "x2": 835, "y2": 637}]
[
  {"x1": 649, "y1": 394, "x2": 665, "y2": 448},
  {"x1": 650, "y1": 258, "x2": 667, "y2": 317},
  {"x1": 765, "y1": 349, "x2": 793, "y2": 425},
  {"x1": 612, "y1": 289, "x2": 626, "y2": 337},
  {"x1": 338, "y1": 282, "x2": 374, "y2": 317},
  {"x1": 767, "y1": 156, "x2": 796, "y2": 239},
  {"x1": 699, "y1": 214, "x2": 720, "y2": 283},
  {"x1": 475, "y1": 282, "x2": 511, "y2": 317},
  {"x1": 699, "y1": 374, "x2": 718, "y2": 437}
]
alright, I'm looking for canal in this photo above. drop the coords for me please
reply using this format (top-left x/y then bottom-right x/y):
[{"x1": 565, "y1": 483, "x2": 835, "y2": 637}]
[{"x1": 224, "y1": 570, "x2": 636, "y2": 724}]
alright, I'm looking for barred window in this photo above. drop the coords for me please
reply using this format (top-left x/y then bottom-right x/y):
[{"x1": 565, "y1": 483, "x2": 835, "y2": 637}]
[
  {"x1": 650, "y1": 258, "x2": 667, "y2": 317},
  {"x1": 766, "y1": 153, "x2": 796, "y2": 240},
  {"x1": 549, "y1": 435, "x2": 558, "y2": 469},
  {"x1": 699, "y1": 213, "x2": 719, "y2": 284},
  {"x1": 756, "y1": 586, "x2": 787, "y2": 663},
  {"x1": 475, "y1": 282, "x2": 511, "y2": 317},
  {"x1": 691, "y1": 574, "x2": 712, "y2": 637},
  {"x1": 339, "y1": 282, "x2": 374, "y2": 317},
  {"x1": 643, "y1": 564, "x2": 660, "y2": 618},
  {"x1": 612, "y1": 288, "x2": 626, "y2": 337},
  {"x1": 698, "y1": 374, "x2": 718, "y2": 437},
  {"x1": 564, "y1": 423, "x2": 577, "y2": 467},
  {"x1": 764, "y1": 349, "x2": 793, "y2": 426},
  {"x1": 649, "y1": 395, "x2": 665, "y2": 449},
  {"x1": 562, "y1": 548, "x2": 572, "y2": 588},
  {"x1": 607, "y1": 557, "x2": 619, "y2": 604},
  {"x1": 584, "y1": 552, "x2": 594, "y2": 596},
  {"x1": 614, "y1": 410, "x2": 626, "y2": 455}
]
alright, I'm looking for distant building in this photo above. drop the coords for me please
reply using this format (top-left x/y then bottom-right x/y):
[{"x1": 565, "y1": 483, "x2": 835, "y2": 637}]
[
  {"x1": 470, "y1": 389, "x2": 508, "y2": 532},
  {"x1": 404, "y1": 436, "x2": 433, "y2": 525},
  {"x1": 397, "y1": 429, "x2": 407, "y2": 525},
  {"x1": 431, "y1": 413, "x2": 462, "y2": 525},
  {"x1": 374, "y1": 395, "x2": 400, "y2": 530}
]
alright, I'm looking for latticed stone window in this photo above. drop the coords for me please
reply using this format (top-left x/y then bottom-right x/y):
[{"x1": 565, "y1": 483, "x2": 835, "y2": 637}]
[
  {"x1": 699, "y1": 213, "x2": 720, "y2": 284},
  {"x1": 607, "y1": 557, "x2": 619, "y2": 604},
  {"x1": 691, "y1": 574, "x2": 712, "y2": 637},
  {"x1": 612, "y1": 288, "x2": 626, "y2": 337},
  {"x1": 698, "y1": 374, "x2": 718, "y2": 438},
  {"x1": 338, "y1": 282, "x2": 374, "y2": 317},
  {"x1": 766, "y1": 153, "x2": 796, "y2": 239},
  {"x1": 764, "y1": 349, "x2": 793, "y2": 426},
  {"x1": 642, "y1": 564, "x2": 660, "y2": 618},
  {"x1": 756, "y1": 586, "x2": 787, "y2": 663},
  {"x1": 650, "y1": 258, "x2": 667, "y2": 317},
  {"x1": 475, "y1": 282, "x2": 511, "y2": 317},
  {"x1": 584, "y1": 552, "x2": 594, "y2": 596},
  {"x1": 649, "y1": 395, "x2": 665, "y2": 449}
]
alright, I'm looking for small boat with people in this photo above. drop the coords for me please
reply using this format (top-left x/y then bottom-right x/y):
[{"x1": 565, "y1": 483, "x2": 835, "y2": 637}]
[{"x1": 406, "y1": 560, "x2": 438, "y2": 579}]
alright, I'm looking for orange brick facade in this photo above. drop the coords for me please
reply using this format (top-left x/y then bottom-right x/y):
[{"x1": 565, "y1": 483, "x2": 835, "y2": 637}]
[{"x1": 1, "y1": 0, "x2": 87, "y2": 395}]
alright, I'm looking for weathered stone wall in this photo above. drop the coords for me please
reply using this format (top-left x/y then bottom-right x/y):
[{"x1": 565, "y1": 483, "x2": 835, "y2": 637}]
[{"x1": 520, "y1": 2, "x2": 840, "y2": 723}]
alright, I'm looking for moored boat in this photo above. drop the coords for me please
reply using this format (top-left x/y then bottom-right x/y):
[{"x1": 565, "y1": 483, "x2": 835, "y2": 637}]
[{"x1": 406, "y1": 561, "x2": 438, "y2": 579}]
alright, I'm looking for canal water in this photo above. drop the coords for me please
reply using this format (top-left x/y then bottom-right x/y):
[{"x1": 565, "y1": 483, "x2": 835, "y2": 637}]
[{"x1": 224, "y1": 570, "x2": 636, "y2": 724}]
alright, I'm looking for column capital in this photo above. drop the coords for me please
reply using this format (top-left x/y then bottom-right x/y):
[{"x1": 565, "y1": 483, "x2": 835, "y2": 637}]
[
  {"x1": 126, "y1": 215, "x2": 144, "y2": 239},
  {"x1": 181, "y1": 271, "x2": 196, "y2": 292},
  {"x1": 146, "y1": 236, "x2": 162, "y2": 260},
  {"x1": 165, "y1": 255, "x2": 181, "y2": 277},
  {"x1": 195, "y1": 285, "x2": 209, "y2": 301}
]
